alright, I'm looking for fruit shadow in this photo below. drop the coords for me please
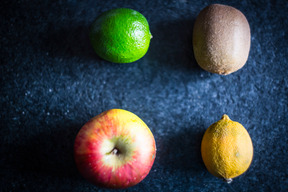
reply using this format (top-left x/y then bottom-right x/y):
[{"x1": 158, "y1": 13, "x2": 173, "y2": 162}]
[
  {"x1": 147, "y1": 19, "x2": 211, "y2": 79},
  {"x1": 155, "y1": 125, "x2": 206, "y2": 174},
  {"x1": 41, "y1": 24, "x2": 101, "y2": 62},
  {"x1": 6, "y1": 122, "x2": 83, "y2": 179}
]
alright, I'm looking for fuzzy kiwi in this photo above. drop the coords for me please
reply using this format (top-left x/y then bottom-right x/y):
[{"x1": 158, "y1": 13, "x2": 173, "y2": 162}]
[{"x1": 193, "y1": 4, "x2": 251, "y2": 75}]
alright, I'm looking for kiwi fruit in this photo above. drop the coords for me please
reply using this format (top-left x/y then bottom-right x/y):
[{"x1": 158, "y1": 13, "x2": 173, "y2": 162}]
[{"x1": 193, "y1": 4, "x2": 251, "y2": 75}]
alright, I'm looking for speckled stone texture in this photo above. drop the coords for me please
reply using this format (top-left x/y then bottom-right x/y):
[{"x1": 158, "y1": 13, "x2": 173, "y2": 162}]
[{"x1": 1, "y1": 0, "x2": 287, "y2": 191}]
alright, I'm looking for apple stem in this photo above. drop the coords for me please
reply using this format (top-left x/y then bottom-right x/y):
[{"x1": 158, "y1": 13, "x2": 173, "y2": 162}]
[{"x1": 111, "y1": 148, "x2": 119, "y2": 155}]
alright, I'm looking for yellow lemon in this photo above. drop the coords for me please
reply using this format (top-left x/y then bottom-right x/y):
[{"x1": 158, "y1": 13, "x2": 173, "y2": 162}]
[{"x1": 201, "y1": 114, "x2": 253, "y2": 183}]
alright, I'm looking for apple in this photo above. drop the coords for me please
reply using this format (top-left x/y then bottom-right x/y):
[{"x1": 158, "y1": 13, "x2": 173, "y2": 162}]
[{"x1": 74, "y1": 109, "x2": 156, "y2": 188}]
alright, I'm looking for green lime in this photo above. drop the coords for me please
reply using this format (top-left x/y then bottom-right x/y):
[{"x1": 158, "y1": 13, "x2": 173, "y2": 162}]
[{"x1": 90, "y1": 8, "x2": 152, "y2": 63}]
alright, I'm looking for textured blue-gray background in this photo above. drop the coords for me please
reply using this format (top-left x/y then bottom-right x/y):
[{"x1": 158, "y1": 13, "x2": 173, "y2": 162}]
[{"x1": 1, "y1": 0, "x2": 287, "y2": 191}]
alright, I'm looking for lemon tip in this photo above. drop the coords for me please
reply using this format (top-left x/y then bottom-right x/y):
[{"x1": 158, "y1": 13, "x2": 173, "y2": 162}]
[{"x1": 221, "y1": 114, "x2": 230, "y2": 121}]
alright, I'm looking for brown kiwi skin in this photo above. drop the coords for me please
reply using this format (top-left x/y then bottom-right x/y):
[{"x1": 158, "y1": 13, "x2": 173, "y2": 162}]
[{"x1": 193, "y1": 4, "x2": 251, "y2": 75}]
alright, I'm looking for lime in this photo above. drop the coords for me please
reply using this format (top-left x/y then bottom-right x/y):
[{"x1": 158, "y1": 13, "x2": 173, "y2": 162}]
[{"x1": 90, "y1": 8, "x2": 152, "y2": 63}]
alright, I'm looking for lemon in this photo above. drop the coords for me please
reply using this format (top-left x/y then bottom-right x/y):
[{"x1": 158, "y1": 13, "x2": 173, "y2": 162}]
[
  {"x1": 89, "y1": 8, "x2": 152, "y2": 63},
  {"x1": 201, "y1": 114, "x2": 253, "y2": 183}
]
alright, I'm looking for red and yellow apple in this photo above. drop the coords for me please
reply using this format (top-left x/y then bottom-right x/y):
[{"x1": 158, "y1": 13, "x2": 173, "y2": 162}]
[{"x1": 74, "y1": 109, "x2": 156, "y2": 188}]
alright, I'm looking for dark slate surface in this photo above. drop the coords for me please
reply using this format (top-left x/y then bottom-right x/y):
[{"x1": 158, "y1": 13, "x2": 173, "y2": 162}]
[{"x1": 1, "y1": 0, "x2": 288, "y2": 191}]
